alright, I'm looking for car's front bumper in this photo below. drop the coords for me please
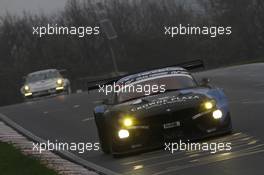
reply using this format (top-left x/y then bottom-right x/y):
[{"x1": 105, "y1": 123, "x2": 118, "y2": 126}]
[
  {"x1": 24, "y1": 86, "x2": 67, "y2": 99},
  {"x1": 111, "y1": 111, "x2": 232, "y2": 155}
]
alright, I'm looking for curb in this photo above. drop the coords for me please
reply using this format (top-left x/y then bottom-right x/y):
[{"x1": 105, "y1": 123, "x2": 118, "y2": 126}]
[{"x1": 0, "y1": 113, "x2": 120, "y2": 175}]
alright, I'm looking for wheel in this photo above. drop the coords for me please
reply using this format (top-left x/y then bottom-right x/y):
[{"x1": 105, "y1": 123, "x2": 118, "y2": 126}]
[
  {"x1": 226, "y1": 118, "x2": 233, "y2": 134},
  {"x1": 225, "y1": 113, "x2": 233, "y2": 133},
  {"x1": 221, "y1": 113, "x2": 233, "y2": 135},
  {"x1": 94, "y1": 114, "x2": 111, "y2": 154},
  {"x1": 100, "y1": 138, "x2": 111, "y2": 154}
]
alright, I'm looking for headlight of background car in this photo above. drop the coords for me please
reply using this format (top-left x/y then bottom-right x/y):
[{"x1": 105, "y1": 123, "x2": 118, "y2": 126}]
[
  {"x1": 23, "y1": 85, "x2": 32, "y2": 97},
  {"x1": 24, "y1": 85, "x2": 30, "y2": 92},
  {"x1": 56, "y1": 78, "x2": 64, "y2": 86}
]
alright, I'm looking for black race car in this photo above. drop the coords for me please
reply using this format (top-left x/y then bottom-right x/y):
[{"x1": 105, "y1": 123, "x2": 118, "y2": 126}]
[{"x1": 93, "y1": 62, "x2": 232, "y2": 156}]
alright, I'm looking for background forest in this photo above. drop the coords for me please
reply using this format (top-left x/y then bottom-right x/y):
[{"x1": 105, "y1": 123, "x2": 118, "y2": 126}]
[{"x1": 0, "y1": 0, "x2": 263, "y2": 105}]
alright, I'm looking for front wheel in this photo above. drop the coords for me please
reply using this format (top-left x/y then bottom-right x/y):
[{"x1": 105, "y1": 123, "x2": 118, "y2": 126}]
[
  {"x1": 95, "y1": 117, "x2": 111, "y2": 154},
  {"x1": 100, "y1": 138, "x2": 111, "y2": 154}
]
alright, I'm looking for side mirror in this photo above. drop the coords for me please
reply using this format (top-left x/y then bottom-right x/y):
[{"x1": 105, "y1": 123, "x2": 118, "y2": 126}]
[{"x1": 200, "y1": 78, "x2": 211, "y2": 87}]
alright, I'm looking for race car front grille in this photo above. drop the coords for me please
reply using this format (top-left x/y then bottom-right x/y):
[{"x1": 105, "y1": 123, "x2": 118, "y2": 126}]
[
  {"x1": 140, "y1": 107, "x2": 200, "y2": 128},
  {"x1": 137, "y1": 107, "x2": 202, "y2": 140},
  {"x1": 33, "y1": 89, "x2": 57, "y2": 97}
]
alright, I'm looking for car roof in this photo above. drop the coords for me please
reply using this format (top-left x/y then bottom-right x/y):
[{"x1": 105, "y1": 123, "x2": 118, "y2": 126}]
[
  {"x1": 117, "y1": 67, "x2": 189, "y2": 85},
  {"x1": 28, "y1": 69, "x2": 59, "y2": 76}
]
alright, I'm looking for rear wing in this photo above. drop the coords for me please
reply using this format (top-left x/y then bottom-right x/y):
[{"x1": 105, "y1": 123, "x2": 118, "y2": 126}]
[
  {"x1": 85, "y1": 59, "x2": 204, "y2": 92},
  {"x1": 175, "y1": 59, "x2": 204, "y2": 71}
]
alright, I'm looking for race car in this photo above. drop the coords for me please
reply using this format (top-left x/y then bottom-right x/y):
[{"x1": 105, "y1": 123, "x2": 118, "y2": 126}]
[
  {"x1": 21, "y1": 69, "x2": 71, "y2": 100},
  {"x1": 93, "y1": 62, "x2": 232, "y2": 156}
]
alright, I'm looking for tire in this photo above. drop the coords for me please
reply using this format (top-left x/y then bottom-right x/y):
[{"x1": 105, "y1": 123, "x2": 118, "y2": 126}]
[
  {"x1": 100, "y1": 138, "x2": 111, "y2": 154},
  {"x1": 94, "y1": 113, "x2": 111, "y2": 154},
  {"x1": 222, "y1": 114, "x2": 233, "y2": 135},
  {"x1": 226, "y1": 119, "x2": 233, "y2": 134}
]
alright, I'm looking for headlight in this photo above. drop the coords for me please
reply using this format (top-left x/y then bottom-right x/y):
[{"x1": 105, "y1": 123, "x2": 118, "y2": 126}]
[
  {"x1": 118, "y1": 129, "x2": 129, "y2": 139},
  {"x1": 56, "y1": 79, "x2": 63, "y2": 86},
  {"x1": 24, "y1": 85, "x2": 30, "y2": 92},
  {"x1": 123, "y1": 118, "x2": 133, "y2": 127},
  {"x1": 203, "y1": 100, "x2": 215, "y2": 110},
  {"x1": 121, "y1": 115, "x2": 135, "y2": 127},
  {"x1": 212, "y1": 109, "x2": 223, "y2": 119},
  {"x1": 23, "y1": 85, "x2": 32, "y2": 97}
]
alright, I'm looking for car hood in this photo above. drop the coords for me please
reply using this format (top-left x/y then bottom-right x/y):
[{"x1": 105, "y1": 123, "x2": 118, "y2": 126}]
[
  {"x1": 26, "y1": 78, "x2": 58, "y2": 92},
  {"x1": 110, "y1": 88, "x2": 212, "y2": 117}
]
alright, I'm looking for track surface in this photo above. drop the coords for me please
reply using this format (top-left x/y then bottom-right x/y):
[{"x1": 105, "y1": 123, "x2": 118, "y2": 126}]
[{"x1": 1, "y1": 63, "x2": 264, "y2": 175}]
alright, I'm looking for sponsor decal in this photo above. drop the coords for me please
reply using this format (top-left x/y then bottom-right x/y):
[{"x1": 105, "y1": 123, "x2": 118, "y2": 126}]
[
  {"x1": 117, "y1": 68, "x2": 189, "y2": 85},
  {"x1": 131, "y1": 95, "x2": 200, "y2": 111}
]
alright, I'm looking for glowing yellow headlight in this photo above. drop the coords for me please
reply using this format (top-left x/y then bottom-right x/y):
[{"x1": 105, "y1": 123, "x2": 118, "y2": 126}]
[
  {"x1": 24, "y1": 85, "x2": 30, "y2": 92},
  {"x1": 204, "y1": 101, "x2": 214, "y2": 110},
  {"x1": 123, "y1": 118, "x2": 133, "y2": 127},
  {"x1": 56, "y1": 79, "x2": 63, "y2": 86},
  {"x1": 118, "y1": 129, "x2": 129, "y2": 139}
]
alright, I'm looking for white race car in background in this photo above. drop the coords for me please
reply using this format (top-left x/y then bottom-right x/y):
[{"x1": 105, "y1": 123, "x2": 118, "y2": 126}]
[{"x1": 21, "y1": 69, "x2": 71, "y2": 100}]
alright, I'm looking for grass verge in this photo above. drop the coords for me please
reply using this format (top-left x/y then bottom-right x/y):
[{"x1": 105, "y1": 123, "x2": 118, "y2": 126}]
[{"x1": 0, "y1": 142, "x2": 58, "y2": 175}]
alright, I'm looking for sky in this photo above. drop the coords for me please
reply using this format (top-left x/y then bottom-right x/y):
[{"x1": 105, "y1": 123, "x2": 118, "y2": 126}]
[{"x1": 0, "y1": 0, "x2": 66, "y2": 16}]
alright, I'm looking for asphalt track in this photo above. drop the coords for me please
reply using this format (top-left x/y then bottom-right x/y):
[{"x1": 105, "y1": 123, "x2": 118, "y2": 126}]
[{"x1": 1, "y1": 63, "x2": 264, "y2": 175}]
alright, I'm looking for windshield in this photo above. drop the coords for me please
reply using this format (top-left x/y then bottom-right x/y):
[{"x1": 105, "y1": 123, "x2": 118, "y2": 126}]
[
  {"x1": 117, "y1": 75, "x2": 196, "y2": 103},
  {"x1": 26, "y1": 71, "x2": 61, "y2": 83}
]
